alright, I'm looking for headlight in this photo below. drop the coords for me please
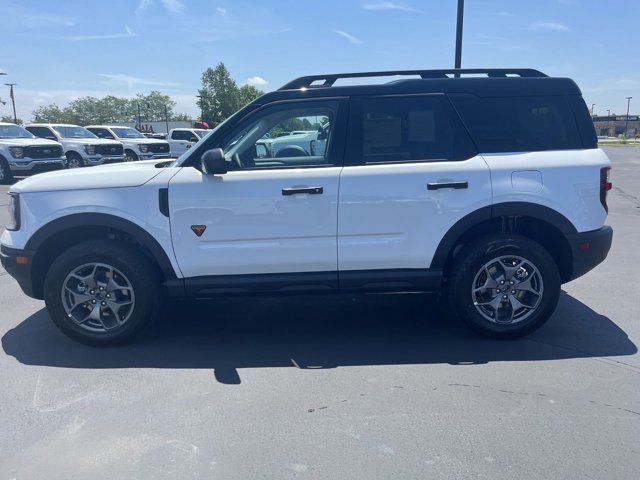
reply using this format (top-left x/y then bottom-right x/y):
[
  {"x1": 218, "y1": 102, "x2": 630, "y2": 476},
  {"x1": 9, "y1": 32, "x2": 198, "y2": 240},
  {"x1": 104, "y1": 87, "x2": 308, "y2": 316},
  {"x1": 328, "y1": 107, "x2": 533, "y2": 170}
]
[
  {"x1": 139, "y1": 144, "x2": 149, "y2": 153},
  {"x1": 6, "y1": 193, "x2": 20, "y2": 231},
  {"x1": 84, "y1": 145, "x2": 96, "y2": 155},
  {"x1": 9, "y1": 147, "x2": 24, "y2": 159}
]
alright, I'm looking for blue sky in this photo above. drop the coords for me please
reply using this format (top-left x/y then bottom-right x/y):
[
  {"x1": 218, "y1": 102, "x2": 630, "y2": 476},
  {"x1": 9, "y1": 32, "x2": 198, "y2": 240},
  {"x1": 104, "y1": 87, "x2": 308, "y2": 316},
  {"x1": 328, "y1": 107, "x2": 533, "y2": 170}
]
[{"x1": 1, "y1": 0, "x2": 639, "y2": 121}]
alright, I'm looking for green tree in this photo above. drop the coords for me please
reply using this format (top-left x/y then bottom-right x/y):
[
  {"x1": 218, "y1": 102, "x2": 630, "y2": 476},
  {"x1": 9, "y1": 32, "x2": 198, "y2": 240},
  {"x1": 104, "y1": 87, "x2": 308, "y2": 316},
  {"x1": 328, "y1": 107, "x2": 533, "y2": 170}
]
[
  {"x1": 197, "y1": 62, "x2": 264, "y2": 127},
  {"x1": 0, "y1": 115, "x2": 23, "y2": 124},
  {"x1": 32, "y1": 103, "x2": 67, "y2": 123}
]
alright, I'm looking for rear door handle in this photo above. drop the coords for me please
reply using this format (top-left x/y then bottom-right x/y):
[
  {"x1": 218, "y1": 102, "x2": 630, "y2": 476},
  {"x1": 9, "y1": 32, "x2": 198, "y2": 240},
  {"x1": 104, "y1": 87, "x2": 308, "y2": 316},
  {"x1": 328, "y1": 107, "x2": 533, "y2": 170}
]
[
  {"x1": 427, "y1": 181, "x2": 468, "y2": 190},
  {"x1": 282, "y1": 186, "x2": 324, "y2": 196}
]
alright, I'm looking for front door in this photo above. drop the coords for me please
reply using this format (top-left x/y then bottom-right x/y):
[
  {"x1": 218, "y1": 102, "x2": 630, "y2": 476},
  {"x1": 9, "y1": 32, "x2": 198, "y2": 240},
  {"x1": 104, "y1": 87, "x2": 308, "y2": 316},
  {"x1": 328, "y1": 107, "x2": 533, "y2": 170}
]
[
  {"x1": 168, "y1": 99, "x2": 347, "y2": 291},
  {"x1": 337, "y1": 94, "x2": 492, "y2": 287},
  {"x1": 169, "y1": 130, "x2": 194, "y2": 157}
]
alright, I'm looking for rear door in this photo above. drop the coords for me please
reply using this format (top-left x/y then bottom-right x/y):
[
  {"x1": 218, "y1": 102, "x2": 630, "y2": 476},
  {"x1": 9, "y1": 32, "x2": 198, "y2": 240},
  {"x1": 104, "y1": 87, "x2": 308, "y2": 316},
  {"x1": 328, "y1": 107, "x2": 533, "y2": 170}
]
[{"x1": 337, "y1": 94, "x2": 492, "y2": 287}]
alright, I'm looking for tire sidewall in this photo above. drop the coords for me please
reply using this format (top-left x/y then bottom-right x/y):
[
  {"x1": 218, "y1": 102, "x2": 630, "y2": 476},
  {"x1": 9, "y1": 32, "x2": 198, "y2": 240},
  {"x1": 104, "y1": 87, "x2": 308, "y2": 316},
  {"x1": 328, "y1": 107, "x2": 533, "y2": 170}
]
[
  {"x1": 44, "y1": 242, "x2": 160, "y2": 345},
  {"x1": 449, "y1": 235, "x2": 561, "y2": 338},
  {"x1": 66, "y1": 152, "x2": 84, "y2": 168},
  {"x1": 0, "y1": 156, "x2": 13, "y2": 184}
]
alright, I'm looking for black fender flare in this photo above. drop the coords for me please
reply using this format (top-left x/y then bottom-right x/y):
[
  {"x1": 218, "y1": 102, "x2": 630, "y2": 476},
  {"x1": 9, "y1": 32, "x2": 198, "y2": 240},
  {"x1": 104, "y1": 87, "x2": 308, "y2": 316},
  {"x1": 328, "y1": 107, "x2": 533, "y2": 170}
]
[
  {"x1": 430, "y1": 202, "x2": 577, "y2": 269},
  {"x1": 25, "y1": 213, "x2": 178, "y2": 280}
]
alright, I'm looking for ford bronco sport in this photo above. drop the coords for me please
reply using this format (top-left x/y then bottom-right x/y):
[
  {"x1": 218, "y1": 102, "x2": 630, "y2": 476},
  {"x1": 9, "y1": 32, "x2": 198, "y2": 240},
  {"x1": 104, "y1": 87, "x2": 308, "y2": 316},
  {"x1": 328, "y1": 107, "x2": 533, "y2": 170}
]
[{"x1": 1, "y1": 68, "x2": 613, "y2": 345}]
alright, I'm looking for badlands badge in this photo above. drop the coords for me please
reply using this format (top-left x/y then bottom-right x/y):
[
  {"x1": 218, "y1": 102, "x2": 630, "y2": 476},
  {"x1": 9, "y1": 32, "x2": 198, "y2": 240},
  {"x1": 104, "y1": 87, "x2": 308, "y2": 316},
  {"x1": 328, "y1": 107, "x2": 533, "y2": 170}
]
[{"x1": 190, "y1": 225, "x2": 207, "y2": 237}]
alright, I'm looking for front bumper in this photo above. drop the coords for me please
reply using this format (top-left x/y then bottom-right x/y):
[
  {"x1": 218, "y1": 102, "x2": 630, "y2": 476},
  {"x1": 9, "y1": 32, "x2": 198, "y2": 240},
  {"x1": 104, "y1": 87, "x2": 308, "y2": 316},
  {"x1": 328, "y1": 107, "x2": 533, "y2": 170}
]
[
  {"x1": 9, "y1": 158, "x2": 66, "y2": 173},
  {"x1": 139, "y1": 153, "x2": 171, "y2": 160},
  {"x1": 0, "y1": 244, "x2": 37, "y2": 298},
  {"x1": 85, "y1": 155, "x2": 126, "y2": 165},
  {"x1": 566, "y1": 226, "x2": 613, "y2": 281}
]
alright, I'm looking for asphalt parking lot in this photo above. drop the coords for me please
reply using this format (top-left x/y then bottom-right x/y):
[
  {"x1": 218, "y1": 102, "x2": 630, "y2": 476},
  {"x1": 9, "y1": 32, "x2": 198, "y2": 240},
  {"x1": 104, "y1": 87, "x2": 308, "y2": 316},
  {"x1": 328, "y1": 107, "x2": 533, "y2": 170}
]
[{"x1": 0, "y1": 147, "x2": 638, "y2": 479}]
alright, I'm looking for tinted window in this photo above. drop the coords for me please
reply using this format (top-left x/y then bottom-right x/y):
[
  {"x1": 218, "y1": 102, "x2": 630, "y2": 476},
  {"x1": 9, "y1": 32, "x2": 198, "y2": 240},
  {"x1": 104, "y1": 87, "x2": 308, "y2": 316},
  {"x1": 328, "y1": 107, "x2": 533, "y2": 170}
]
[
  {"x1": 26, "y1": 126, "x2": 55, "y2": 139},
  {"x1": 220, "y1": 101, "x2": 338, "y2": 169},
  {"x1": 357, "y1": 95, "x2": 476, "y2": 164},
  {"x1": 450, "y1": 94, "x2": 583, "y2": 153},
  {"x1": 171, "y1": 130, "x2": 195, "y2": 141},
  {"x1": 88, "y1": 128, "x2": 114, "y2": 139}
]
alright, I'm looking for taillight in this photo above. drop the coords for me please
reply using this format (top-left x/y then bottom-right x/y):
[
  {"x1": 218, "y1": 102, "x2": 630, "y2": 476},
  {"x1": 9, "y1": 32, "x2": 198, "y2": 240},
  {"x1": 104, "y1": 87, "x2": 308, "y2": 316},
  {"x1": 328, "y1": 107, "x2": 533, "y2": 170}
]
[{"x1": 600, "y1": 167, "x2": 612, "y2": 213}]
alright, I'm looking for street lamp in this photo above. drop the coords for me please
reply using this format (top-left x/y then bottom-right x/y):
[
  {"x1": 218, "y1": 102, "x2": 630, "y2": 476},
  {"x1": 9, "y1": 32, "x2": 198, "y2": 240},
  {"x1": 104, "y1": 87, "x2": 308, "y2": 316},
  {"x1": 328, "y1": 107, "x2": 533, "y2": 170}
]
[
  {"x1": 4, "y1": 83, "x2": 18, "y2": 124},
  {"x1": 606, "y1": 109, "x2": 611, "y2": 137},
  {"x1": 591, "y1": 103, "x2": 595, "y2": 115},
  {"x1": 625, "y1": 97, "x2": 632, "y2": 138},
  {"x1": 196, "y1": 94, "x2": 205, "y2": 122}
]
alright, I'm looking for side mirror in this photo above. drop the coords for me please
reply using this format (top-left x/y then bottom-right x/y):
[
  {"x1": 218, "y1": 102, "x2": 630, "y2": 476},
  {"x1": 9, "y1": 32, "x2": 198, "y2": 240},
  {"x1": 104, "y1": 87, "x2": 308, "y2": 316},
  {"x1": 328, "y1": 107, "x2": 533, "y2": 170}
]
[
  {"x1": 190, "y1": 136, "x2": 199, "y2": 143},
  {"x1": 201, "y1": 148, "x2": 227, "y2": 175}
]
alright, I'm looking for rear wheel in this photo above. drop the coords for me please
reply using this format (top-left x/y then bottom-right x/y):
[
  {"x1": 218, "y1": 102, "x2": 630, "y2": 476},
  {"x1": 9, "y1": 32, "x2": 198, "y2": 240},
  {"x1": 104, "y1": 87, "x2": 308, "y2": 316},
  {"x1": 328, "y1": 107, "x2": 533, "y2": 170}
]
[
  {"x1": 44, "y1": 239, "x2": 162, "y2": 346},
  {"x1": 0, "y1": 156, "x2": 14, "y2": 184},
  {"x1": 66, "y1": 152, "x2": 85, "y2": 168},
  {"x1": 447, "y1": 234, "x2": 561, "y2": 338}
]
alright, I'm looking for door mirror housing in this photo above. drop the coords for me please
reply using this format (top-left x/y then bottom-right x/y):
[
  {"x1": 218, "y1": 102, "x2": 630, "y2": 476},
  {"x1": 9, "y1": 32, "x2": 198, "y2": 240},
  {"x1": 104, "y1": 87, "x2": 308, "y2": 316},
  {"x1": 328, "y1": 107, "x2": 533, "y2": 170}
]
[{"x1": 201, "y1": 148, "x2": 227, "y2": 175}]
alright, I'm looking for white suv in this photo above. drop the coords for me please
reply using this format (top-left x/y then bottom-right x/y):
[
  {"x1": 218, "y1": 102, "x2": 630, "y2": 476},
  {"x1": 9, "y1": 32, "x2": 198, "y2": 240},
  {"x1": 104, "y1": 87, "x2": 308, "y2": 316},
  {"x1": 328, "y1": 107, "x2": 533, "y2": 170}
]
[
  {"x1": 1, "y1": 69, "x2": 613, "y2": 345},
  {"x1": 25, "y1": 124, "x2": 125, "y2": 168},
  {"x1": 86, "y1": 125, "x2": 170, "y2": 161},
  {"x1": 0, "y1": 123, "x2": 65, "y2": 183}
]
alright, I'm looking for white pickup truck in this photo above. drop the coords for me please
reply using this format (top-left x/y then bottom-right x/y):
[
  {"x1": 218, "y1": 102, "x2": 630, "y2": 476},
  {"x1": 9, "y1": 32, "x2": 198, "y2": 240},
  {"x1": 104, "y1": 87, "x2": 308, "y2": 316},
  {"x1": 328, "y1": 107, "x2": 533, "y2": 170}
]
[
  {"x1": 0, "y1": 123, "x2": 65, "y2": 183},
  {"x1": 167, "y1": 128, "x2": 209, "y2": 157},
  {"x1": 86, "y1": 125, "x2": 170, "y2": 162}
]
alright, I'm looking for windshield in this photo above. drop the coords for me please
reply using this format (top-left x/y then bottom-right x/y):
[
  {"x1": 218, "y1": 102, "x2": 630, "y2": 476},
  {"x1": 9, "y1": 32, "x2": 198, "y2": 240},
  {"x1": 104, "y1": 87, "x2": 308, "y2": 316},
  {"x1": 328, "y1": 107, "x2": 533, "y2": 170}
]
[
  {"x1": 53, "y1": 126, "x2": 98, "y2": 139},
  {"x1": 195, "y1": 129, "x2": 209, "y2": 138},
  {"x1": 111, "y1": 127, "x2": 146, "y2": 139},
  {"x1": 0, "y1": 124, "x2": 34, "y2": 139}
]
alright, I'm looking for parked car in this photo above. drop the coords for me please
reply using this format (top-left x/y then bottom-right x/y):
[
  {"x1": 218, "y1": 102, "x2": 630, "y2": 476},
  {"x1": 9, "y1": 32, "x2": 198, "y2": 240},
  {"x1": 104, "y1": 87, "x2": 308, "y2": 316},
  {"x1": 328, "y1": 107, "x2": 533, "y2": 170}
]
[
  {"x1": 25, "y1": 124, "x2": 125, "y2": 168},
  {"x1": 86, "y1": 125, "x2": 170, "y2": 162},
  {"x1": 0, "y1": 123, "x2": 65, "y2": 184},
  {"x1": 167, "y1": 128, "x2": 209, "y2": 157},
  {"x1": 1, "y1": 68, "x2": 612, "y2": 345},
  {"x1": 260, "y1": 124, "x2": 330, "y2": 158}
]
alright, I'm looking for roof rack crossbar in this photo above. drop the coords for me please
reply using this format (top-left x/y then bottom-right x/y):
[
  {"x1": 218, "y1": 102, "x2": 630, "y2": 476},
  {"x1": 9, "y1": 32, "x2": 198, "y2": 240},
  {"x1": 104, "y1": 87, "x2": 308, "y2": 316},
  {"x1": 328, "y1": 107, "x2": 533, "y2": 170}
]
[{"x1": 279, "y1": 68, "x2": 547, "y2": 90}]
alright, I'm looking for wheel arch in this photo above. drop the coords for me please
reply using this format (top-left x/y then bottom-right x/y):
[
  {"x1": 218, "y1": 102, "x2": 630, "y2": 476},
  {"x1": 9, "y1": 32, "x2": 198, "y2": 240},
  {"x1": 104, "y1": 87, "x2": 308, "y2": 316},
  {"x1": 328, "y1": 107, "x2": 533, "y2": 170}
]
[
  {"x1": 26, "y1": 213, "x2": 177, "y2": 299},
  {"x1": 432, "y1": 202, "x2": 577, "y2": 283}
]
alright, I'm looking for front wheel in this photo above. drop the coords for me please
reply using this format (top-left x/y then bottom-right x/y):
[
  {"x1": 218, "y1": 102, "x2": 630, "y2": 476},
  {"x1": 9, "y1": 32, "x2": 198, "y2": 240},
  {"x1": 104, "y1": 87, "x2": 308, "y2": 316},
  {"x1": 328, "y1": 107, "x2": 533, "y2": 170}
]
[
  {"x1": 66, "y1": 152, "x2": 85, "y2": 169},
  {"x1": 447, "y1": 234, "x2": 561, "y2": 338},
  {"x1": 0, "y1": 156, "x2": 14, "y2": 184},
  {"x1": 125, "y1": 149, "x2": 139, "y2": 162},
  {"x1": 44, "y1": 239, "x2": 162, "y2": 346}
]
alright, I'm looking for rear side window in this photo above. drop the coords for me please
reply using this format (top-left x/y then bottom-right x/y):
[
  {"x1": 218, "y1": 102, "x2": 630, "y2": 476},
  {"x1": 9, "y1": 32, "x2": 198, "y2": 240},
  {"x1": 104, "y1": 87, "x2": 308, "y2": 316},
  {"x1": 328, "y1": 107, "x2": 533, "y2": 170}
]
[
  {"x1": 353, "y1": 94, "x2": 477, "y2": 164},
  {"x1": 88, "y1": 128, "x2": 114, "y2": 139},
  {"x1": 171, "y1": 130, "x2": 194, "y2": 141},
  {"x1": 26, "y1": 126, "x2": 55, "y2": 139},
  {"x1": 449, "y1": 94, "x2": 584, "y2": 153}
]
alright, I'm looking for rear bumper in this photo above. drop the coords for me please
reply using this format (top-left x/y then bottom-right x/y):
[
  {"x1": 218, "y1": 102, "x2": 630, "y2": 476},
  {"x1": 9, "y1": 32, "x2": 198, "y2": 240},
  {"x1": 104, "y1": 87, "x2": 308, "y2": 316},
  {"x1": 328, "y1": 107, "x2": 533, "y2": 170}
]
[
  {"x1": 0, "y1": 244, "x2": 37, "y2": 298},
  {"x1": 566, "y1": 226, "x2": 613, "y2": 281}
]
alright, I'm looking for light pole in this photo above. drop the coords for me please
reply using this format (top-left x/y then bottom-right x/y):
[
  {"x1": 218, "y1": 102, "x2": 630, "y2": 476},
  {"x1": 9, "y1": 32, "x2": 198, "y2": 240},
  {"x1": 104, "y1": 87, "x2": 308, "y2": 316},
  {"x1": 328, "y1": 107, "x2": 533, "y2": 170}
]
[
  {"x1": 4, "y1": 83, "x2": 17, "y2": 124},
  {"x1": 606, "y1": 109, "x2": 611, "y2": 137},
  {"x1": 591, "y1": 103, "x2": 595, "y2": 115},
  {"x1": 196, "y1": 94, "x2": 204, "y2": 122},
  {"x1": 454, "y1": 0, "x2": 464, "y2": 76},
  {"x1": 625, "y1": 97, "x2": 632, "y2": 138},
  {"x1": 164, "y1": 104, "x2": 169, "y2": 134}
]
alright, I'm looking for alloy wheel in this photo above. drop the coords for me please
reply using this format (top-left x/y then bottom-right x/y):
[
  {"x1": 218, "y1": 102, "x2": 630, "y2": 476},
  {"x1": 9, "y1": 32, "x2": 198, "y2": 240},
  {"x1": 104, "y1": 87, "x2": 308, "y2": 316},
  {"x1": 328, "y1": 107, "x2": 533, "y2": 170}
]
[
  {"x1": 471, "y1": 255, "x2": 544, "y2": 324},
  {"x1": 61, "y1": 262, "x2": 135, "y2": 332}
]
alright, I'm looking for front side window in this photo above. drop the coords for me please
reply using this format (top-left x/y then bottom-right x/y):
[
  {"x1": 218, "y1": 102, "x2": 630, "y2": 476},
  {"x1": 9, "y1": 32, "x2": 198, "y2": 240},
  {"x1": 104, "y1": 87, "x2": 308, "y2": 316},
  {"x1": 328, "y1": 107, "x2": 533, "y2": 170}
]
[
  {"x1": 219, "y1": 101, "x2": 338, "y2": 170},
  {"x1": 0, "y1": 124, "x2": 34, "y2": 139},
  {"x1": 111, "y1": 127, "x2": 145, "y2": 139},
  {"x1": 26, "y1": 126, "x2": 56, "y2": 139},
  {"x1": 53, "y1": 126, "x2": 97, "y2": 139},
  {"x1": 88, "y1": 128, "x2": 115, "y2": 139},
  {"x1": 357, "y1": 95, "x2": 476, "y2": 164}
]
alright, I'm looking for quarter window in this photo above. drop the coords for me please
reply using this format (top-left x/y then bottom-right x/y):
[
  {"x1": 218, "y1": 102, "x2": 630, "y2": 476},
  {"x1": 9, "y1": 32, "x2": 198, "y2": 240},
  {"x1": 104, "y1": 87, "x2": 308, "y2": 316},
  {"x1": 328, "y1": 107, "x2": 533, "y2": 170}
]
[{"x1": 358, "y1": 95, "x2": 476, "y2": 164}]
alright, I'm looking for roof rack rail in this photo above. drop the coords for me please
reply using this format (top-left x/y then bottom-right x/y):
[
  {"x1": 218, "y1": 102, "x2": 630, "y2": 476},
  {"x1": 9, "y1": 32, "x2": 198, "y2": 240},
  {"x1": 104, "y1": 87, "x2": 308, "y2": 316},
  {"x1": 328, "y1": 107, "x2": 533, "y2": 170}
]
[{"x1": 279, "y1": 68, "x2": 548, "y2": 90}]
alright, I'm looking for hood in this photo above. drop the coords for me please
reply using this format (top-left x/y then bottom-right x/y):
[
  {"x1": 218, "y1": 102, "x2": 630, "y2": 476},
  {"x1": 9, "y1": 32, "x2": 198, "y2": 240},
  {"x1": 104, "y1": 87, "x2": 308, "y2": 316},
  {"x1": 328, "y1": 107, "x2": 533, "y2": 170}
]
[
  {"x1": 61, "y1": 138, "x2": 122, "y2": 146},
  {"x1": 0, "y1": 137, "x2": 60, "y2": 147},
  {"x1": 11, "y1": 160, "x2": 170, "y2": 194}
]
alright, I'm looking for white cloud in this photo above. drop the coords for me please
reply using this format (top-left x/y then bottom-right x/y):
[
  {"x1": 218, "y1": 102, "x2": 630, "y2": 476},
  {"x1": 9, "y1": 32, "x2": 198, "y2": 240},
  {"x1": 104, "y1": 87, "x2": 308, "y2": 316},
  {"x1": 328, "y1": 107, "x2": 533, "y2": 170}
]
[
  {"x1": 246, "y1": 76, "x2": 268, "y2": 86},
  {"x1": 61, "y1": 26, "x2": 137, "y2": 41},
  {"x1": 216, "y1": 7, "x2": 227, "y2": 15},
  {"x1": 136, "y1": 0, "x2": 185, "y2": 14},
  {"x1": 361, "y1": 1, "x2": 423, "y2": 13},
  {"x1": 98, "y1": 73, "x2": 178, "y2": 92},
  {"x1": 334, "y1": 30, "x2": 363, "y2": 45},
  {"x1": 530, "y1": 21, "x2": 569, "y2": 31}
]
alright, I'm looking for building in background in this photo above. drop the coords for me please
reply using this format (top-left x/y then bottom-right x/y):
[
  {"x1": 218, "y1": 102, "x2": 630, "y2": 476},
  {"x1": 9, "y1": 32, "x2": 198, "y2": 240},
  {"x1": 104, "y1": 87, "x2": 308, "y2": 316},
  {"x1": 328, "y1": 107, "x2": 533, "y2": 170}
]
[{"x1": 591, "y1": 115, "x2": 639, "y2": 137}]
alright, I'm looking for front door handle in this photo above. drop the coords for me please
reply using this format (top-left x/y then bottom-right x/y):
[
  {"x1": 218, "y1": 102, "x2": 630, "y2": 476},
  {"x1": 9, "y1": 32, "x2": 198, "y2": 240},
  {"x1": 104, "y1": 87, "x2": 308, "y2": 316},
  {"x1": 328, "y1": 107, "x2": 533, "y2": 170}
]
[
  {"x1": 427, "y1": 181, "x2": 468, "y2": 190},
  {"x1": 282, "y1": 186, "x2": 324, "y2": 196}
]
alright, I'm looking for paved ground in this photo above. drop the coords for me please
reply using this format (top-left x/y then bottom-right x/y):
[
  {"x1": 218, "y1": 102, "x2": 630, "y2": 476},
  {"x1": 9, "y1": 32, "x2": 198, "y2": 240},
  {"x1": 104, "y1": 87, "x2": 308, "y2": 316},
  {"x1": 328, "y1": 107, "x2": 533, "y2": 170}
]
[{"x1": 1, "y1": 148, "x2": 639, "y2": 479}]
